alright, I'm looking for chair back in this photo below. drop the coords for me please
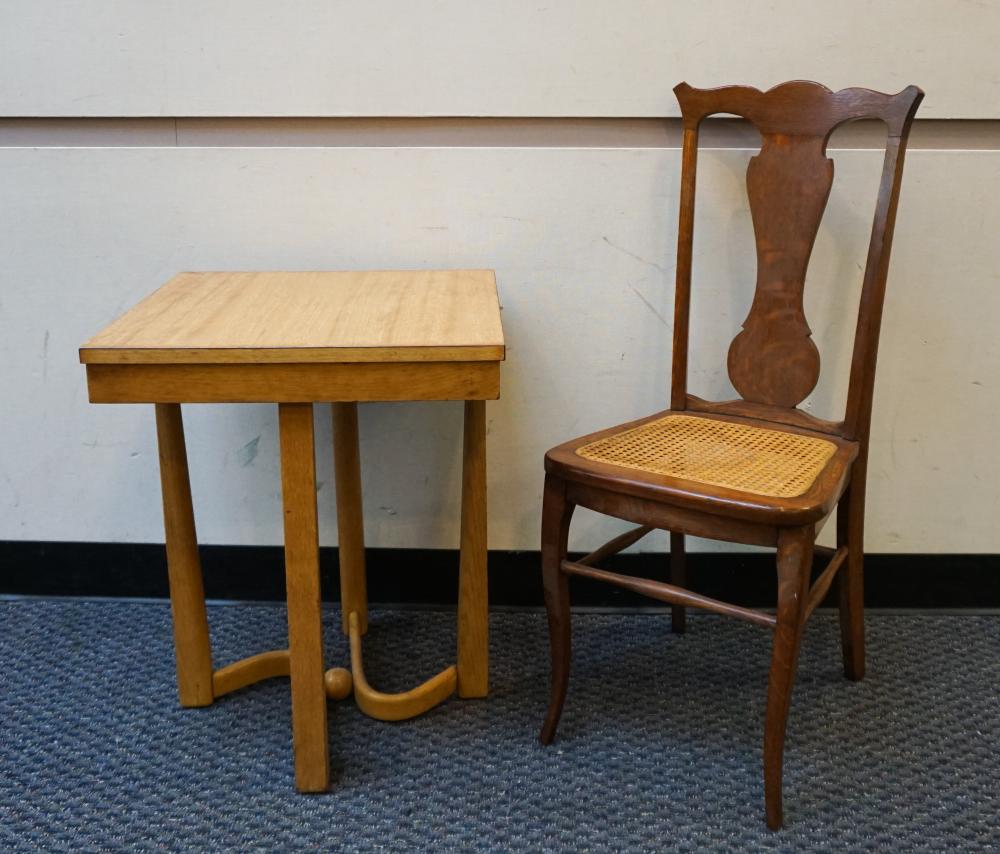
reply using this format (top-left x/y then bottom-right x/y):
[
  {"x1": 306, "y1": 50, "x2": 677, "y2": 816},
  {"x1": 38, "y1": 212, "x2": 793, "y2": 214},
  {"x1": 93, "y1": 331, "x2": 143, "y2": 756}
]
[{"x1": 670, "y1": 81, "x2": 923, "y2": 442}]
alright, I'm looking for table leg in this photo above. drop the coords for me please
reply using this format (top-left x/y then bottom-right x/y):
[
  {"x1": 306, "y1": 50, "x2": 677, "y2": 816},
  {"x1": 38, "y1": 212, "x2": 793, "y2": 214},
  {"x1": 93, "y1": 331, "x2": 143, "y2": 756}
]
[
  {"x1": 332, "y1": 403, "x2": 368, "y2": 636},
  {"x1": 278, "y1": 403, "x2": 329, "y2": 792},
  {"x1": 458, "y1": 399, "x2": 489, "y2": 698},
  {"x1": 154, "y1": 403, "x2": 214, "y2": 707}
]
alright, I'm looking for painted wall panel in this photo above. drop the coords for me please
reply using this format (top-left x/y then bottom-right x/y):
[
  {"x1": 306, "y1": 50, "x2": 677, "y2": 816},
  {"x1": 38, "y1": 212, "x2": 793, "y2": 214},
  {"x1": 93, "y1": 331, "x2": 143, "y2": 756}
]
[
  {"x1": 0, "y1": 1, "x2": 996, "y2": 118},
  {"x1": 0, "y1": 146, "x2": 995, "y2": 552}
]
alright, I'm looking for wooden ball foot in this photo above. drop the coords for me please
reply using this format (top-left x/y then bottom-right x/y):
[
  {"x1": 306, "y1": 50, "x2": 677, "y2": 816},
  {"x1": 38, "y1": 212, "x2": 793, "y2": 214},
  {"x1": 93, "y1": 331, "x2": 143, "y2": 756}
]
[{"x1": 323, "y1": 667, "x2": 353, "y2": 700}]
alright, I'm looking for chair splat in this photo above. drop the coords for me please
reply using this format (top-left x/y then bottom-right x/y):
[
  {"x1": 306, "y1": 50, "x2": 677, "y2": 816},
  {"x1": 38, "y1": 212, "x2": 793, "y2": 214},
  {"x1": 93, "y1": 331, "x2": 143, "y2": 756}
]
[{"x1": 729, "y1": 134, "x2": 833, "y2": 407}]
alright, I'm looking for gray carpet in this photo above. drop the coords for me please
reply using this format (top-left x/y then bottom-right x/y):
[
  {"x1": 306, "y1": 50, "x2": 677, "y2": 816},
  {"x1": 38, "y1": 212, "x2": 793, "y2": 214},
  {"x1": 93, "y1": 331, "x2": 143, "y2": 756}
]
[{"x1": 1, "y1": 600, "x2": 998, "y2": 852}]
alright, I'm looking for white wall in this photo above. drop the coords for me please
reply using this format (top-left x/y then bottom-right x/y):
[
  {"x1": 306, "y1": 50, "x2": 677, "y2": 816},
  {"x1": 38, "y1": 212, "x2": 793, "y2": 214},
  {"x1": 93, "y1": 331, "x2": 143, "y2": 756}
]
[
  {"x1": 1, "y1": 0, "x2": 998, "y2": 118},
  {"x1": 1, "y1": 3, "x2": 998, "y2": 554}
]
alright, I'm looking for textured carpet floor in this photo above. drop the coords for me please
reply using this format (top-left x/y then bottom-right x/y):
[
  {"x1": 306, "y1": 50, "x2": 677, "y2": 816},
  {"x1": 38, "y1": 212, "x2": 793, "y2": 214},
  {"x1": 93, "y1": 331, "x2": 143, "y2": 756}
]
[{"x1": 1, "y1": 600, "x2": 998, "y2": 852}]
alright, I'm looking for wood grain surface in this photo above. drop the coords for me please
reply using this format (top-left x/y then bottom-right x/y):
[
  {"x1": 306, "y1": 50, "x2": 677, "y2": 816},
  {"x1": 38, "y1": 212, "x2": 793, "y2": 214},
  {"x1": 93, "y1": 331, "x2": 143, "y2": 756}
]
[{"x1": 80, "y1": 270, "x2": 504, "y2": 364}]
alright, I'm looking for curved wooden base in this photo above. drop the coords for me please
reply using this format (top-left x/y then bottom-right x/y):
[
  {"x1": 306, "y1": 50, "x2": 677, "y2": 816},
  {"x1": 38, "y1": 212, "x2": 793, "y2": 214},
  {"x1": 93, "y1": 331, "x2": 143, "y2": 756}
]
[
  {"x1": 212, "y1": 649, "x2": 290, "y2": 698},
  {"x1": 208, "y1": 619, "x2": 458, "y2": 722},
  {"x1": 348, "y1": 611, "x2": 457, "y2": 722}
]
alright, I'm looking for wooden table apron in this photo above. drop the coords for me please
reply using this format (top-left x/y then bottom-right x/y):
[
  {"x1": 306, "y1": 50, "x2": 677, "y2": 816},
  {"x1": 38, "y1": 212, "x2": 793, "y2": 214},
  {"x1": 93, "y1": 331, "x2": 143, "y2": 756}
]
[{"x1": 87, "y1": 358, "x2": 496, "y2": 793}]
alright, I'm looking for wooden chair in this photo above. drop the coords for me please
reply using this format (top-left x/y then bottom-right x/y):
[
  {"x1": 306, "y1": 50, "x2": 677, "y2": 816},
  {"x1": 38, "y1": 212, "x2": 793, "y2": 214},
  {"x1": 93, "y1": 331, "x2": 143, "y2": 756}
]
[{"x1": 538, "y1": 81, "x2": 923, "y2": 829}]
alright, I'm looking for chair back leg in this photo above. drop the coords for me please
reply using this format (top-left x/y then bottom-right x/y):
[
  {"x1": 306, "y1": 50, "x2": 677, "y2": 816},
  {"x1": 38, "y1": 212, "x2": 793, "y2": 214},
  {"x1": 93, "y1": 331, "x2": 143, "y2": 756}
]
[
  {"x1": 669, "y1": 532, "x2": 687, "y2": 633},
  {"x1": 764, "y1": 526, "x2": 814, "y2": 830},
  {"x1": 539, "y1": 474, "x2": 576, "y2": 745},
  {"x1": 837, "y1": 467, "x2": 867, "y2": 681}
]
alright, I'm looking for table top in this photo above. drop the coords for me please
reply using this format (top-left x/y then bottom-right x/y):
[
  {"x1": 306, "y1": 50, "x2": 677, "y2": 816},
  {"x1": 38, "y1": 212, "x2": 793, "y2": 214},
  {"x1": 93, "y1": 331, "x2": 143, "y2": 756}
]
[{"x1": 80, "y1": 270, "x2": 505, "y2": 365}]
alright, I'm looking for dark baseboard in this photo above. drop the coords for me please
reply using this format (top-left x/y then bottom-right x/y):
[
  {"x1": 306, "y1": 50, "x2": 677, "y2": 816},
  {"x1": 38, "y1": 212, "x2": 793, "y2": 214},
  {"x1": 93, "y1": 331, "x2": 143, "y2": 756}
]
[{"x1": 2, "y1": 541, "x2": 998, "y2": 608}]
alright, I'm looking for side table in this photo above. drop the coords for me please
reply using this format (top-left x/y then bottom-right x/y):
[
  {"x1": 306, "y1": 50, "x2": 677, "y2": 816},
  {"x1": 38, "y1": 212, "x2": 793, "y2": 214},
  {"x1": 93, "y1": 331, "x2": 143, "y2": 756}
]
[{"x1": 79, "y1": 269, "x2": 504, "y2": 791}]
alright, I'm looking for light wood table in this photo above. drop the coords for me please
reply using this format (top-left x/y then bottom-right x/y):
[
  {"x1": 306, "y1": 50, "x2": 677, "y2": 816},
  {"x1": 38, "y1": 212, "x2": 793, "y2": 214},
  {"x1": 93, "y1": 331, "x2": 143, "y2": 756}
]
[{"x1": 80, "y1": 270, "x2": 504, "y2": 792}]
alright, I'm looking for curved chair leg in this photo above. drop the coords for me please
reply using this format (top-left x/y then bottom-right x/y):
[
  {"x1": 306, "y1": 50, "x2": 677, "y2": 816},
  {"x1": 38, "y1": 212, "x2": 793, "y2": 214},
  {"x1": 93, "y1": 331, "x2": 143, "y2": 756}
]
[
  {"x1": 670, "y1": 531, "x2": 687, "y2": 634},
  {"x1": 539, "y1": 474, "x2": 576, "y2": 745},
  {"x1": 764, "y1": 526, "x2": 813, "y2": 830},
  {"x1": 837, "y1": 468, "x2": 866, "y2": 682}
]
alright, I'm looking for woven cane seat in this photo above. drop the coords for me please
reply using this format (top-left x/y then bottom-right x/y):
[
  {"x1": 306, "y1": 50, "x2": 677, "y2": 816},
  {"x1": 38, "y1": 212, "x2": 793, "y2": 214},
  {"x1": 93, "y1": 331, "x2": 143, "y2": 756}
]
[{"x1": 576, "y1": 414, "x2": 838, "y2": 498}]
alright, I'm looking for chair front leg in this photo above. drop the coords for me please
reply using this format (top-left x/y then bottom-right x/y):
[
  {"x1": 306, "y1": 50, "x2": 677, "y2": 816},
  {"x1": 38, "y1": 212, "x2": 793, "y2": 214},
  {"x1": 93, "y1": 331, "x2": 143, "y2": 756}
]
[
  {"x1": 539, "y1": 473, "x2": 576, "y2": 745},
  {"x1": 764, "y1": 526, "x2": 813, "y2": 830}
]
